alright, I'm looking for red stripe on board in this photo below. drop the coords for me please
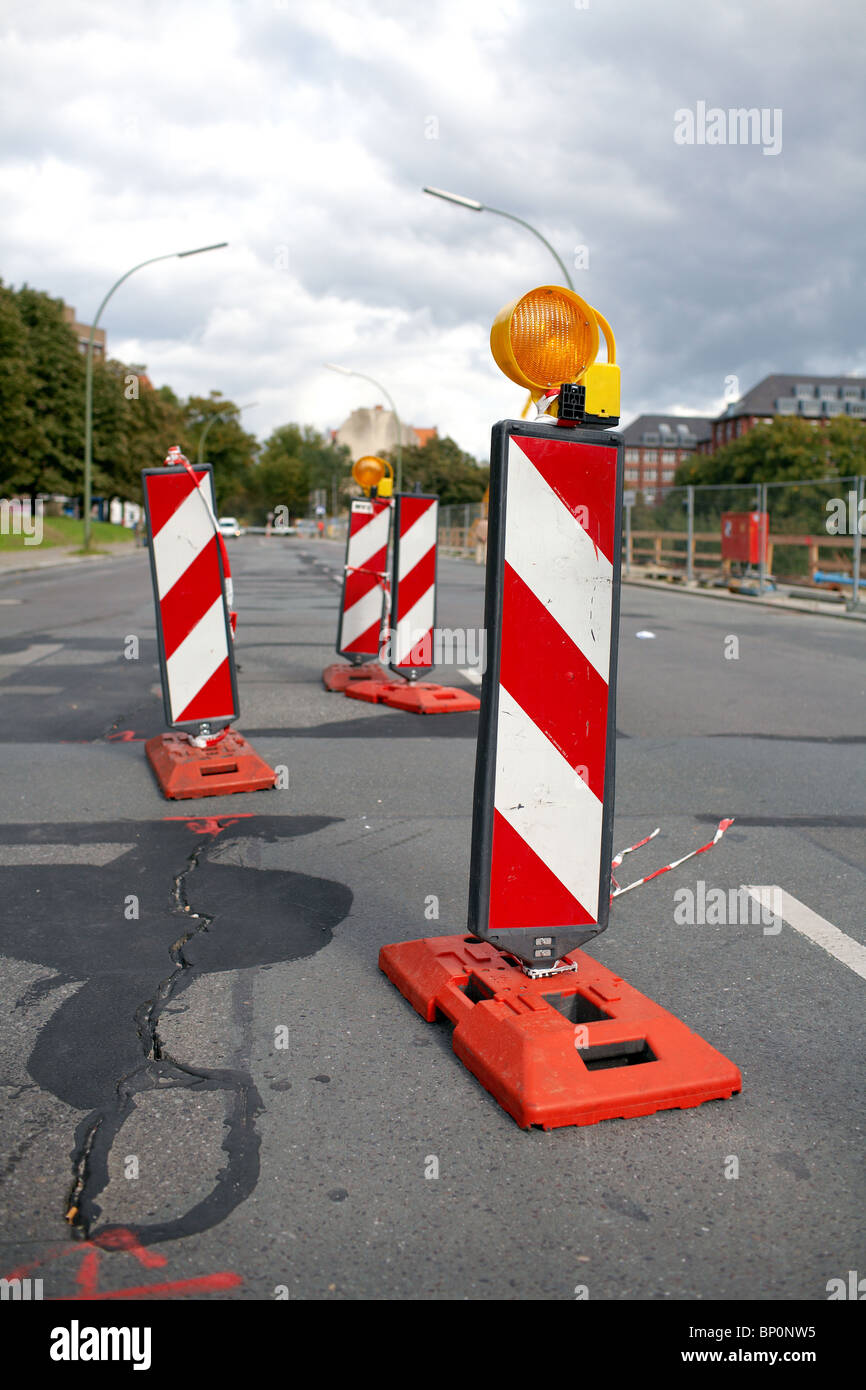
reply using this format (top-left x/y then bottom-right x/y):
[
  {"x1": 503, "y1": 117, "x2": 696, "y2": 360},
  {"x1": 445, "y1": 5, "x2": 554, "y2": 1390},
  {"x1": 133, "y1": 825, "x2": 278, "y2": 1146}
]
[
  {"x1": 399, "y1": 496, "x2": 435, "y2": 537},
  {"x1": 343, "y1": 619, "x2": 382, "y2": 655},
  {"x1": 512, "y1": 435, "x2": 617, "y2": 567},
  {"x1": 343, "y1": 544, "x2": 387, "y2": 612},
  {"x1": 399, "y1": 632, "x2": 433, "y2": 668},
  {"x1": 146, "y1": 469, "x2": 209, "y2": 539},
  {"x1": 499, "y1": 562, "x2": 609, "y2": 802},
  {"x1": 349, "y1": 499, "x2": 390, "y2": 536},
  {"x1": 396, "y1": 545, "x2": 435, "y2": 620},
  {"x1": 176, "y1": 656, "x2": 235, "y2": 723},
  {"x1": 160, "y1": 536, "x2": 221, "y2": 660},
  {"x1": 489, "y1": 809, "x2": 595, "y2": 930}
]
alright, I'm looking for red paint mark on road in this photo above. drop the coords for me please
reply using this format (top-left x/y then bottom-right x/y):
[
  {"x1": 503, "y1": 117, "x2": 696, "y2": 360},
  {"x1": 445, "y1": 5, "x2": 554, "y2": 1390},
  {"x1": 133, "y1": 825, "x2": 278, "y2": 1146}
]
[
  {"x1": 163, "y1": 813, "x2": 254, "y2": 836},
  {"x1": 106, "y1": 730, "x2": 145, "y2": 742},
  {"x1": 56, "y1": 1272, "x2": 243, "y2": 1300},
  {"x1": 1, "y1": 1226, "x2": 241, "y2": 1300}
]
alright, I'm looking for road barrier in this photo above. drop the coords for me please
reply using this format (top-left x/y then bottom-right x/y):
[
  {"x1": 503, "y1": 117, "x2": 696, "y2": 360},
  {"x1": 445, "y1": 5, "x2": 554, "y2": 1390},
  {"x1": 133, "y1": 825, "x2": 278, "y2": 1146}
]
[
  {"x1": 380, "y1": 284, "x2": 741, "y2": 1128},
  {"x1": 142, "y1": 454, "x2": 275, "y2": 799},
  {"x1": 322, "y1": 496, "x2": 392, "y2": 691},
  {"x1": 345, "y1": 492, "x2": 480, "y2": 714}
]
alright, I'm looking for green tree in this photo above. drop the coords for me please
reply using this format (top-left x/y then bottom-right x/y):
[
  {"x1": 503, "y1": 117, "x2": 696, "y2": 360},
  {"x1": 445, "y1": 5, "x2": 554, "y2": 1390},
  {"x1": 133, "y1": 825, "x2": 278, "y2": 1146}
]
[
  {"x1": 184, "y1": 393, "x2": 259, "y2": 511},
  {"x1": 237, "y1": 424, "x2": 350, "y2": 522},
  {"x1": 122, "y1": 382, "x2": 187, "y2": 501},
  {"x1": 383, "y1": 434, "x2": 488, "y2": 503},
  {"x1": 7, "y1": 286, "x2": 84, "y2": 498},
  {"x1": 676, "y1": 416, "x2": 866, "y2": 488},
  {"x1": 90, "y1": 356, "x2": 131, "y2": 502},
  {"x1": 0, "y1": 282, "x2": 34, "y2": 491}
]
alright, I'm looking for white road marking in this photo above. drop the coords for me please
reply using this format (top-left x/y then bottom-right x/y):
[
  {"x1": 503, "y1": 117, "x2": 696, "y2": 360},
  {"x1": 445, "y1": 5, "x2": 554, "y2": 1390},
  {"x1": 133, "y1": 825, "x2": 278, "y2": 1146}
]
[
  {"x1": 0, "y1": 643, "x2": 63, "y2": 670},
  {"x1": 0, "y1": 844, "x2": 135, "y2": 866},
  {"x1": 635, "y1": 630, "x2": 656, "y2": 639},
  {"x1": 459, "y1": 667, "x2": 482, "y2": 686},
  {"x1": 747, "y1": 887, "x2": 866, "y2": 982},
  {"x1": 0, "y1": 685, "x2": 62, "y2": 695}
]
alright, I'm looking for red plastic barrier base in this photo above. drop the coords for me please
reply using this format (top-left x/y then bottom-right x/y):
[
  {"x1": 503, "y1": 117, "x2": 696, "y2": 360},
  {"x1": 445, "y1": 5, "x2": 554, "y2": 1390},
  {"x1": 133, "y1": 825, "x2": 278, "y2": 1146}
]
[
  {"x1": 379, "y1": 934, "x2": 741, "y2": 1129},
  {"x1": 145, "y1": 731, "x2": 276, "y2": 801},
  {"x1": 381, "y1": 682, "x2": 480, "y2": 714},
  {"x1": 322, "y1": 661, "x2": 389, "y2": 692},
  {"x1": 344, "y1": 678, "x2": 407, "y2": 704}
]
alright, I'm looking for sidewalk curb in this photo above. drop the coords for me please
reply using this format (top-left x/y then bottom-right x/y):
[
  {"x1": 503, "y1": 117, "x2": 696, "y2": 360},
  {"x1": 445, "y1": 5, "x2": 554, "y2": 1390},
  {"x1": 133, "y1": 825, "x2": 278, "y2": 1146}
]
[
  {"x1": 622, "y1": 575, "x2": 866, "y2": 622},
  {"x1": 0, "y1": 546, "x2": 145, "y2": 580}
]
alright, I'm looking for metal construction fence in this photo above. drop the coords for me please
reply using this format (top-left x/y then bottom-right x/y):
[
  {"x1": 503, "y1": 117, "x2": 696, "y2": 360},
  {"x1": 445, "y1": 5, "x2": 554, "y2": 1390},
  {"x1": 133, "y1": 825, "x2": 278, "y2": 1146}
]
[
  {"x1": 316, "y1": 480, "x2": 864, "y2": 605},
  {"x1": 440, "y1": 479, "x2": 865, "y2": 598},
  {"x1": 438, "y1": 502, "x2": 486, "y2": 560},
  {"x1": 619, "y1": 476, "x2": 864, "y2": 591}
]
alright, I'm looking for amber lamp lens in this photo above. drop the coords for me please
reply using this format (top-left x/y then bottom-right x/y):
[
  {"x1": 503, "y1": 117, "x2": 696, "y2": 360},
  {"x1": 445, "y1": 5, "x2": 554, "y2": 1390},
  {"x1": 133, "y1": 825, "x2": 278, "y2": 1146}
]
[
  {"x1": 352, "y1": 456, "x2": 385, "y2": 490},
  {"x1": 509, "y1": 288, "x2": 596, "y2": 387}
]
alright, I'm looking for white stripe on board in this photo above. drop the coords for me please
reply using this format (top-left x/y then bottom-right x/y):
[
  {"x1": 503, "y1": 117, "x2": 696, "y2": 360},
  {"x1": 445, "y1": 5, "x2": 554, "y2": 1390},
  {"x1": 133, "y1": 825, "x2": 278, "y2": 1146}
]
[
  {"x1": 506, "y1": 438, "x2": 613, "y2": 684},
  {"x1": 166, "y1": 594, "x2": 231, "y2": 721},
  {"x1": 393, "y1": 589, "x2": 434, "y2": 665},
  {"x1": 346, "y1": 506, "x2": 390, "y2": 574},
  {"x1": 746, "y1": 887, "x2": 866, "y2": 982},
  {"x1": 495, "y1": 685, "x2": 604, "y2": 919},
  {"x1": 397, "y1": 505, "x2": 437, "y2": 583},
  {"x1": 340, "y1": 586, "x2": 384, "y2": 650},
  {"x1": 152, "y1": 483, "x2": 217, "y2": 599}
]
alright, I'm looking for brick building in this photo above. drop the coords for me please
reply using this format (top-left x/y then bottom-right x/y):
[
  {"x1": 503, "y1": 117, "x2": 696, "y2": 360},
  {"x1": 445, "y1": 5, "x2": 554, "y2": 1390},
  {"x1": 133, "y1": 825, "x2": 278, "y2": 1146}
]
[
  {"x1": 706, "y1": 374, "x2": 866, "y2": 453},
  {"x1": 62, "y1": 304, "x2": 105, "y2": 360},
  {"x1": 333, "y1": 404, "x2": 437, "y2": 461},
  {"x1": 621, "y1": 414, "x2": 712, "y2": 495}
]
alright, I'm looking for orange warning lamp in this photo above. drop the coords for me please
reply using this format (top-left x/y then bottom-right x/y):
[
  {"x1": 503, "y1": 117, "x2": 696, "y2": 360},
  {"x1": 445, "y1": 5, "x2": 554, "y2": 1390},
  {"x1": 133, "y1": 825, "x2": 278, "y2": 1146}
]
[
  {"x1": 490, "y1": 285, "x2": 620, "y2": 427},
  {"x1": 352, "y1": 455, "x2": 393, "y2": 497}
]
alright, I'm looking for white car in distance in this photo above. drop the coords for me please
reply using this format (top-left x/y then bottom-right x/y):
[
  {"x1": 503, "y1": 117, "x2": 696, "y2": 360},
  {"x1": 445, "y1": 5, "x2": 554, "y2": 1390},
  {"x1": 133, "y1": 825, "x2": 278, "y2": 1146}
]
[{"x1": 218, "y1": 516, "x2": 242, "y2": 538}]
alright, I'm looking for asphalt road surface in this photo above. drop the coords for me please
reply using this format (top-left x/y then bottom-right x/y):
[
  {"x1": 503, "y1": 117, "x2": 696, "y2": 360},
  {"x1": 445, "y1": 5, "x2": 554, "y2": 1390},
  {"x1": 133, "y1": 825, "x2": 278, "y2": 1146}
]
[{"x1": 0, "y1": 537, "x2": 863, "y2": 1301}]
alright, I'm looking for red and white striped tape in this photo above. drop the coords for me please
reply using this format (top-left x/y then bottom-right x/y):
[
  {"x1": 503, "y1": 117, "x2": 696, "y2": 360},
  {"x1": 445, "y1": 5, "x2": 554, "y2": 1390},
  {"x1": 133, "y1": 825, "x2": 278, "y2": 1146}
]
[
  {"x1": 144, "y1": 464, "x2": 236, "y2": 728},
  {"x1": 487, "y1": 432, "x2": 618, "y2": 936},
  {"x1": 610, "y1": 818, "x2": 735, "y2": 899},
  {"x1": 338, "y1": 499, "x2": 392, "y2": 657},
  {"x1": 390, "y1": 495, "x2": 438, "y2": 671}
]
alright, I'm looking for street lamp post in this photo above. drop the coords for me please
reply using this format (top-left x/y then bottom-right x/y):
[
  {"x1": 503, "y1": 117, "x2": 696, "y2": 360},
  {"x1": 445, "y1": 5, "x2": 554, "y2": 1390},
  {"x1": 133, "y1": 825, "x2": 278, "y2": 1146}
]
[
  {"x1": 83, "y1": 241, "x2": 228, "y2": 550},
  {"x1": 422, "y1": 186, "x2": 574, "y2": 290},
  {"x1": 324, "y1": 364, "x2": 404, "y2": 494},
  {"x1": 196, "y1": 400, "x2": 258, "y2": 467}
]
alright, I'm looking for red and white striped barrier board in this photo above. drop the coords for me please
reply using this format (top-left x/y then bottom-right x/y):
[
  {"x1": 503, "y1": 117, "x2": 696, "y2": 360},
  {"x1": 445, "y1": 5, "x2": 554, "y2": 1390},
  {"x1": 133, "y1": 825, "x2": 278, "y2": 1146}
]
[
  {"x1": 337, "y1": 498, "x2": 392, "y2": 660},
  {"x1": 468, "y1": 421, "x2": 622, "y2": 968},
  {"x1": 142, "y1": 464, "x2": 238, "y2": 733},
  {"x1": 388, "y1": 494, "x2": 438, "y2": 676}
]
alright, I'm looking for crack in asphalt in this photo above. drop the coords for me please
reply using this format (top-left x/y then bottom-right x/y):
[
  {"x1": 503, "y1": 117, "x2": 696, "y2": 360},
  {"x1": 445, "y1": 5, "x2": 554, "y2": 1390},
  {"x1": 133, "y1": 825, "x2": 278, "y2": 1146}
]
[{"x1": 65, "y1": 841, "x2": 263, "y2": 1246}]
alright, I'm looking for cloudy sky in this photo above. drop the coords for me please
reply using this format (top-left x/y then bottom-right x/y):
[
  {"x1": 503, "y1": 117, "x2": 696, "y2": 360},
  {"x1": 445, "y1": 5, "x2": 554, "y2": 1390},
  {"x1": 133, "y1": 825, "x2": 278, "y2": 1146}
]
[{"x1": 1, "y1": 0, "x2": 864, "y2": 459}]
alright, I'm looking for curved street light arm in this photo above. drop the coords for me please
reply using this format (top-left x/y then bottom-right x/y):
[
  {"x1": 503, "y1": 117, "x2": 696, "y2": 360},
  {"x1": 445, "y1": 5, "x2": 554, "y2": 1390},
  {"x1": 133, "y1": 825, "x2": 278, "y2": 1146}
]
[
  {"x1": 482, "y1": 205, "x2": 575, "y2": 291},
  {"x1": 83, "y1": 242, "x2": 228, "y2": 549},
  {"x1": 325, "y1": 365, "x2": 404, "y2": 494}
]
